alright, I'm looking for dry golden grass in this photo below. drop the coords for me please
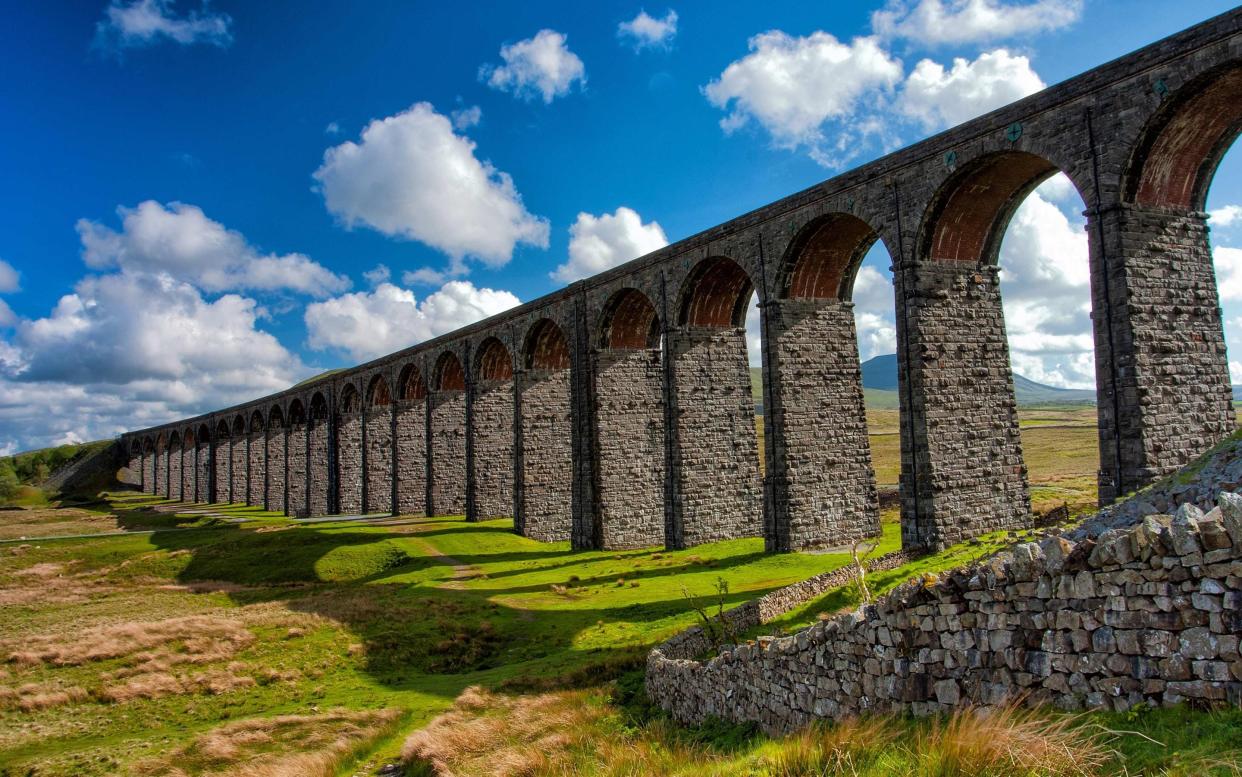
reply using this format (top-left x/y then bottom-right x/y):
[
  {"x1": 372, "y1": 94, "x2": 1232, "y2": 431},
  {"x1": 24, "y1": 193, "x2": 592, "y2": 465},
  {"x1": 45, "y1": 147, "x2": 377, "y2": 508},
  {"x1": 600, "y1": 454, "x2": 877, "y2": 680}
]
[
  {"x1": 4, "y1": 615, "x2": 254, "y2": 669},
  {"x1": 0, "y1": 682, "x2": 90, "y2": 712},
  {"x1": 136, "y1": 707, "x2": 401, "y2": 777}
]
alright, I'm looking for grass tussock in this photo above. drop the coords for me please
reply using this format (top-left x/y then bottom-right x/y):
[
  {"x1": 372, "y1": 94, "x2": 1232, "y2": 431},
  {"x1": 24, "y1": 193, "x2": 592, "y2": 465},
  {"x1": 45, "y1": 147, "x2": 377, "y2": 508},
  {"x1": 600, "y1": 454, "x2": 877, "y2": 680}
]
[
  {"x1": 0, "y1": 682, "x2": 90, "y2": 712},
  {"x1": 3, "y1": 615, "x2": 254, "y2": 669},
  {"x1": 134, "y1": 707, "x2": 402, "y2": 777}
]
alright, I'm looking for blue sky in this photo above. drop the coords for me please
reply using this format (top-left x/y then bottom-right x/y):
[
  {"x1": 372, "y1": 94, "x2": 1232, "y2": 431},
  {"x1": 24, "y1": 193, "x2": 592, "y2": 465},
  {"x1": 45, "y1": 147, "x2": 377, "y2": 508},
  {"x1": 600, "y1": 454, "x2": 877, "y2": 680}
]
[{"x1": 2, "y1": 0, "x2": 1241, "y2": 451}]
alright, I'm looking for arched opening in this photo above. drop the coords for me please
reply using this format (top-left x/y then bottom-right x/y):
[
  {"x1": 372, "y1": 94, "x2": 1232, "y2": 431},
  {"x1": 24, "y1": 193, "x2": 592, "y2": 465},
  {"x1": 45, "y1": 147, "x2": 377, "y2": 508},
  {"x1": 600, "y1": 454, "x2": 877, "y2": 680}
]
[
  {"x1": 668, "y1": 257, "x2": 762, "y2": 548},
  {"x1": 287, "y1": 400, "x2": 305, "y2": 425},
  {"x1": 591, "y1": 288, "x2": 664, "y2": 549},
  {"x1": 308, "y1": 393, "x2": 330, "y2": 516},
  {"x1": 368, "y1": 375, "x2": 391, "y2": 408},
  {"x1": 516, "y1": 318, "x2": 572, "y2": 542},
  {"x1": 471, "y1": 337, "x2": 515, "y2": 522},
  {"x1": 339, "y1": 384, "x2": 361, "y2": 414},
  {"x1": 395, "y1": 364, "x2": 428, "y2": 516},
  {"x1": 287, "y1": 399, "x2": 308, "y2": 518},
  {"x1": 906, "y1": 149, "x2": 1093, "y2": 550},
  {"x1": 266, "y1": 407, "x2": 285, "y2": 515},
  {"x1": 430, "y1": 353, "x2": 467, "y2": 517},
  {"x1": 764, "y1": 212, "x2": 888, "y2": 552}
]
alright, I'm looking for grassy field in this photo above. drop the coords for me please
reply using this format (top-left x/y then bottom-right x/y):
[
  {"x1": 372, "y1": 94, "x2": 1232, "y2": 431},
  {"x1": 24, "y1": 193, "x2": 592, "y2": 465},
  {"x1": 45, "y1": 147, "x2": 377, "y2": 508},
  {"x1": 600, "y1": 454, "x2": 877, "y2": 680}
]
[{"x1": 2, "y1": 486, "x2": 1238, "y2": 776}]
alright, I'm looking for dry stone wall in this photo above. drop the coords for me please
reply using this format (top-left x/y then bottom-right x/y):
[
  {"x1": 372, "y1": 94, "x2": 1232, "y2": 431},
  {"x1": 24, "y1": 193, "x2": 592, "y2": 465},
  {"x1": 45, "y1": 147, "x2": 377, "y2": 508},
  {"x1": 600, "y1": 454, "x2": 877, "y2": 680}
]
[
  {"x1": 396, "y1": 402, "x2": 427, "y2": 515},
  {"x1": 365, "y1": 409, "x2": 393, "y2": 514},
  {"x1": 591, "y1": 348, "x2": 665, "y2": 549},
  {"x1": 649, "y1": 484, "x2": 1242, "y2": 734},
  {"x1": 337, "y1": 413, "x2": 363, "y2": 515},
  {"x1": 668, "y1": 327, "x2": 762, "y2": 548},
  {"x1": 470, "y1": 381, "x2": 515, "y2": 520},
  {"x1": 267, "y1": 428, "x2": 286, "y2": 514},
  {"x1": 430, "y1": 392, "x2": 466, "y2": 516},
  {"x1": 516, "y1": 369, "x2": 573, "y2": 542},
  {"x1": 764, "y1": 300, "x2": 880, "y2": 551}
]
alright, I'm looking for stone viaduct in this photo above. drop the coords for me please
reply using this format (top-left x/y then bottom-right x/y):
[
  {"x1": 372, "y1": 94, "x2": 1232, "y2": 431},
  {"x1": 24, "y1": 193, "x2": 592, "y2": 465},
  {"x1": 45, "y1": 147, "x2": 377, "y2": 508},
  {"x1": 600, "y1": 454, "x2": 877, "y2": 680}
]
[{"x1": 122, "y1": 10, "x2": 1242, "y2": 554}]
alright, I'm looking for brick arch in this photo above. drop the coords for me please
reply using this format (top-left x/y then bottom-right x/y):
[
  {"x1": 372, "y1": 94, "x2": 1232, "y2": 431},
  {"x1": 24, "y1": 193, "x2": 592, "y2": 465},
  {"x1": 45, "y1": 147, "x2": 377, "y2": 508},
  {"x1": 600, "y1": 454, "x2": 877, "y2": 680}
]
[
  {"x1": 183, "y1": 427, "x2": 196, "y2": 447},
  {"x1": 523, "y1": 318, "x2": 570, "y2": 370},
  {"x1": 339, "y1": 383, "x2": 361, "y2": 413},
  {"x1": 678, "y1": 257, "x2": 755, "y2": 328},
  {"x1": 398, "y1": 364, "x2": 428, "y2": 401},
  {"x1": 309, "y1": 393, "x2": 329, "y2": 422},
  {"x1": 367, "y1": 374, "x2": 391, "y2": 407},
  {"x1": 231, "y1": 415, "x2": 246, "y2": 437},
  {"x1": 1127, "y1": 64, "x2": 1242, "y2": 210},
  {"x1": 475, "y1": 337, "x2": 513, "y2": 381},
  {"x1": 287, "y1": 399, "x2": 306, "y2": 425},
  {"x1": 215, "y1": 419, "x2": 230, "y2": 439},
  {"x1": 434, "y1": 352, "x2": 466, "y2": 391},
  {"x1": 249, "y1": 409, "x2": 265, "y2": 432},
  {"x1": 919, "y1": 150, "x2": 1067, "y2": 265},
  {"x1": 780, "y1": 213, "x2": 883, "y2": 301},
  {"x1": 267, "y1": 407, "x2": 283, "y2": 429},
  {"x1": 598, "y1": 287, "x2": 660, "y2": 349}
]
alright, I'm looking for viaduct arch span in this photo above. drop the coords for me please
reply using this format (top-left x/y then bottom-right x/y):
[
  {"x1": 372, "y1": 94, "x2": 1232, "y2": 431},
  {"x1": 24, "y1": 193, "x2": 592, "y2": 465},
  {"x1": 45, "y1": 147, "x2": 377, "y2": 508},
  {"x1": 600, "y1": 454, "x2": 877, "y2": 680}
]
[{"x1": 123, "y1": 11, "x2": 1242, "y2": 554}]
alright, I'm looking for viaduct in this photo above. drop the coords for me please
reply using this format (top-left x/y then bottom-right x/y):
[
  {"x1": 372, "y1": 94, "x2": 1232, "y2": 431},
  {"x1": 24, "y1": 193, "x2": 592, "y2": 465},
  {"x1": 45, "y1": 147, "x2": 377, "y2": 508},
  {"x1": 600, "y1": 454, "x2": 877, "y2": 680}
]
[{"x1": 122, "y1": 10, "x2": 1242, "y2": 554}]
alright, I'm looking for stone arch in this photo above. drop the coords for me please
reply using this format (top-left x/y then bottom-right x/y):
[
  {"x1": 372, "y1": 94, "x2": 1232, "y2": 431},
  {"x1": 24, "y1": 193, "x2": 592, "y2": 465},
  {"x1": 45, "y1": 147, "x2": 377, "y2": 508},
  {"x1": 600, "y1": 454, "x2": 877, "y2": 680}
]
[
  {"x1": 475, "y1": 337, "x2": 513, "y2": 381},
  {"x1": 309, "y1": 392, "x2": 329, "y2": 422},
  {"x1": 307, "y1": 392, "x2": 330, "y2": 515},
  {"x1": 398, "y1": 363, "x2": 428, "y2": 401},
  {"x1": 286, "y1": 398, "x2": 308, "y2": 517},
  {"x1": 918, "y1": 150, "x2": 1076, "y2": 266},
  {"x1": 367, "y1": 374, "x2": 391, "y2": 407},
  {"x1": 231, "y1": 415, "x2": 246, "y2": 437},
  {"x1": 434, "y1": 352, "x2": 466, "y2": 391},
  {"x1": 598, "y1": 288, "x2": 660, "y2": 349},
  {"x1": 678, "y1": 257, "x2": 755, "y2": 328},
  {"x1": 779, "y1": 213, "x2": 884, "y2": 301},
  {"x1": 265, "y1": 407, "x2": 285, "y2": 515},
  {"x1": 268, "y1": 407, "x2": 284, "y2": 429},
  {"x1": 287, "y1": 399, "x2": 306, "y2": 425},
  {"x1": 249, "y1": 409, "x2": 265, "y2": 432},
  {"x1": 1126, "y1": 64, "x2": 1242, "y2": 210},
  {"x1": 339, "y1": 383, "x2": 361, "y2": 414},
  {"x1": 167, "y1": 430, "x2": 183, "y2": 501},
  {"x1": 522, "y1": 319, "x2": 570, "y2": 370},
  {"x1": 336, "y1": 382, "x2": 364, "y2": 515},
  {"x1": 215, "y1": 419, "x2": 230, "y2": 439}
]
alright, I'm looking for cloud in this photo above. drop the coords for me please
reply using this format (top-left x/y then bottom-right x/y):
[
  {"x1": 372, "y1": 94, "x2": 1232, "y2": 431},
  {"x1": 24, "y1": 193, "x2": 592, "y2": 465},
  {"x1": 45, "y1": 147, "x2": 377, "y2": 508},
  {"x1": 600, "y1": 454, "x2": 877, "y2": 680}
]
[
  {"x1": 872, "y1": 0, "x2": 1082, "y2": 46},
  {"x1": 363, "y1": 264, "x2": 391, "y2": 287},
  {"x1": 618, "y1": 10, "x2": 678, "y2": 50},
  {"x1": 703, "y1": 31, "x2": 903, "y2": 167},
  {"x1": 77, "y1": 200, "x2": 350, "y2": 298},
  {"x1": 1214, "y1": 246, "x2": 1242, "y2": 302},
  {"x1": 481, "y1": 29, "x2": 586, "y2": 103},
  {"x1": 0, "y1": 270, "x2": 311, "y2": 451},
  {"x1": 325, "y1": 121, "x2": 341, "y2": 135},
  {"x1": 451, "y1": 105, "x2": 482, "y2": 130},
  {"x1": 304, "y1": 281, "x2": 520, "y2": 362},
  {"x1": 313, "y1": 102, "x2": 549, "y2": 273},
  {"x1": 552, "y1": 207, "x2": 668, "y2": 284},
  {"x1": 1210, "y1": 204, "x2": 1242, "y2": 228},
  {"x1": 0, "y1": 259, "x2": 20, "y2": 294},
  {"x1": 95, "y1": 0, "x2": 232, "y2": 50},
  {"x1": 899, "y1": 49, "x2": 1044, "y2": 130}
]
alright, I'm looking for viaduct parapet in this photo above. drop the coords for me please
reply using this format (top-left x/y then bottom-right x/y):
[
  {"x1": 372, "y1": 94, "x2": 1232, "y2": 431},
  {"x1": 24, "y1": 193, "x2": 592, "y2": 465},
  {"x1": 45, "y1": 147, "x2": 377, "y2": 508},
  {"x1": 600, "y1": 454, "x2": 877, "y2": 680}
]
[{"x1": 123, "y1": 10, "x2": 1242, "y2": 553}]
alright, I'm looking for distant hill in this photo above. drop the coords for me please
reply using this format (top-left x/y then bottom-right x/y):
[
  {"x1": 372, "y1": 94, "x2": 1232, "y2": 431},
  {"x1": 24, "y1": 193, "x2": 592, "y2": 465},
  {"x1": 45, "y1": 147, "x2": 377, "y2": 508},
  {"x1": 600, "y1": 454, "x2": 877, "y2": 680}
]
[{"x1": 750, "y1": 354, "x2": 1095, "y2": 411}]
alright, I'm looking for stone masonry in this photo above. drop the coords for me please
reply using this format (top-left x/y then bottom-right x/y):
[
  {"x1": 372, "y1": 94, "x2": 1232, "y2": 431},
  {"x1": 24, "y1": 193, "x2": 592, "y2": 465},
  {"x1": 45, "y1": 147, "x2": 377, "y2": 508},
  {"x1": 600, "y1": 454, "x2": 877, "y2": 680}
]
[
  {"x1": 287, "y1": 419, "x2": 308, "y2": 517},
  {"x1": 337, "y1": 410, "x2": 363, "y2": 515},
  {"x1": 169, "y1": 440, "x2": 183, "y2": 501},
  {"x1": 230, "y1": 433, "x2": 247, "y2": 506},
  {"x1": 470, "y1": 378, "x2": 515, "y2": 520},
  {"x1": 366, "y1": 404, "x2": 393, "y2": 515},
  {"x1": 430, "y1": 389, "x2": 467, "y2": 516},
  {"x1": 667, "y1": 327, "x2": 762, "y2": 548},
  {"x1": 396, "y1": 400, "x2": 427, "y2": 515},
  {"x1": 516, "y1": 368, "x2": 573, "y2": 542},
  {"x1": 212, "y1": 435, "x2": 229, "y2": 504},
  {"x1": 267, "y1": 421, "x2": 286, "y2": 514},
  {"x1": 307, "y1": 416, "x2": 329, "y2": 516},
  {"x1": 247, "y1": 426, "x2": 264, "y2": 507},
  {"x1": 764, "y1": 299, "x2": 880, "y2": 551}
]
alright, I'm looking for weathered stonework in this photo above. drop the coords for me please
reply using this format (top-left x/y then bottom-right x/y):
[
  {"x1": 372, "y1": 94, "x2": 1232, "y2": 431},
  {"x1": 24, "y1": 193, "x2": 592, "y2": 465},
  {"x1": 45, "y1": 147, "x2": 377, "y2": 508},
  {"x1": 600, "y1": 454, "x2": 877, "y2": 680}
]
[
  {"x1": 287, "y1": 422, "x2": 308, "y2": 517},
  {"x1": 308, "y1": 419, "x2": 329, "y2": 516},
  {"x1": 764, "y1": 300, "x2": 880, "y2": 551},
  {"x1": 267, "y1": 424, "x2": 286, "y2": 514},
  {"x1": 230, "y1": 436, "x2": 247, "y2": 505},
  {"x1": 337, "y1": 412, "x2": 363, "y2": 515},
  {"x1": 212, "y1": 438, "x2": 229, "y2": 503},
  {"x1": 365, "y1": 407, "x2": 393, "y2": 514},
  {"x1": 395, "y1": 401, "x2": 427, "y2": 515},
  {"x1": 516, "y1": 368, "x2": 573, "y2": 542},
  {"x1": 169, "y1": 442, "x2": 183, "y2": 501},
  {"x1": 141, "y1": 449, "x2": 154, "y2": 495},
  {"x1": 430, "y1": 391, "x2": 466, "y2": 516},
  {"x1": 247, "y1": 429, "x2": 264, "y2": 506},
  {"x1": 470, "y1": 379, "x2": 515, "y2": 520},
  {"x1": 667, "y1": 327, "x2": 762, "y2": 548},
  {"x1": 195, "y1": 440, "x2": 209, "y2": 503},
  {"x1": 591, "y1": 348, "x2": 665, "y2": 549},
  {"x1": 898, "y1": 264, "x2": 1030, "y2": 550}
]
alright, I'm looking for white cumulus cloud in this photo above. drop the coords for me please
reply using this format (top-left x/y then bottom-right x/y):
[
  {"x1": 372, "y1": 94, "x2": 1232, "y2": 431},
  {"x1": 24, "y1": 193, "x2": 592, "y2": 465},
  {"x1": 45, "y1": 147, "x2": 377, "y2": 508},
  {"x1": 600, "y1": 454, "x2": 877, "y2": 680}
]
[
  {"x1": 95, "y1": 0, "x2": 232, "y2": 50},
  {"x1": 0, "y1": 260, "x2": 21, "y2": 294},
  {"x1": 703, "y1": 31, "x2": 903, "y2": 167},
  {"x1": 304, "y1": 281, "x2": 521, "y2": 362},
  {"x1": 553, "y1": 207, "x2": 668, "y2": 284},
  {"x1": 1214, "y1": 246, "x2": 1242, "y2": 302},
  {"x1": 451, "y1": 105, "x2": 482, "y2": 130},
  {"x1": 618, "y1": 10, "x2": 678, "y2": 50},
  {"x1": 482, "y1": 29, "x2": 587, "y2": 103},
  {"x1": 313, "y1": 102, "x2": 549, "y2": 274},
  {"x1": 900, "y1": 49, "x2": 1044, "y2": 130},
  {"x1": 872, "y1": 0, "x2": 1082, "y2": 46},
  {"x1": 76, "y1": 200, "x2": 350, "y2": 298},
  {"x1": 1210, "y1": 204, "x2": 1242, "y2": 228}
]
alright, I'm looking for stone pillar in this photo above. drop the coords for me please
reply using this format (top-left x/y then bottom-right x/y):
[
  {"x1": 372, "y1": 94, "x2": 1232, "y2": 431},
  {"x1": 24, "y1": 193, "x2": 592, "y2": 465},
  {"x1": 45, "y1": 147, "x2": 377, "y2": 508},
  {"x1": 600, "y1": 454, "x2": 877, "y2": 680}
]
[
  {"x1": 366, "y1": 406, "x2": 393, "y2": 515},
  {"x1": 469, "y1": 378, "x2": 515, "y2": 520},
  {"x1": 158, "y1": 446, "x2": 168, "y2": 498},
  {"x1": 763, "y1": 299, "x2": 880, "y2": 551},
  {"x1": 1090, "y1": 205, "x2": 1236, "y2": 504},
  {"x1": 142, "y1": 449, "x2": 154, "y2": 494},
  {"x1": 666, "y1": 326, "x2": 762, "y2": 548},
  {"x1": 247, "y1": 428, "x2": 265, "y2": 506},
  {"x1": 213, "y1": 437, "x2": 229, "y2": 503},
  {"x1": 336, "y1": 411, "x2": 363, "y2": 515},
  {"x1": 590, "y1": 347, "x2": 665, "y2": 549},
  {"x1": 429, "y1": 389, "x2": 467, "y2": 516},
  {"x1": 230, "y1": 436, "x2": 247, "y2": 505},
  {"x1": 515, "y1": 366, "x2": 573, "y2": 541},
  {"x1": 169, "y1": 441, "x2": 183, "y2": 501},
  {"x1": 287, "y1": 420, "x2": 308, "y2": 517},
  {"x1": 896, "y1": 262, "x2": 1030, "y2": 551},
  {"x1": 308, "y1": 416, "x2": 330, "y2": 516},
  {"x1": 396, "y1": 399, "x2": 428, "y2": 515},
  {"x1": 267, "y1": 424, "x2": 286, "y2": 514},
  {"x1": 195, "y1": 440, "x2": 210, "y2": 502}
]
